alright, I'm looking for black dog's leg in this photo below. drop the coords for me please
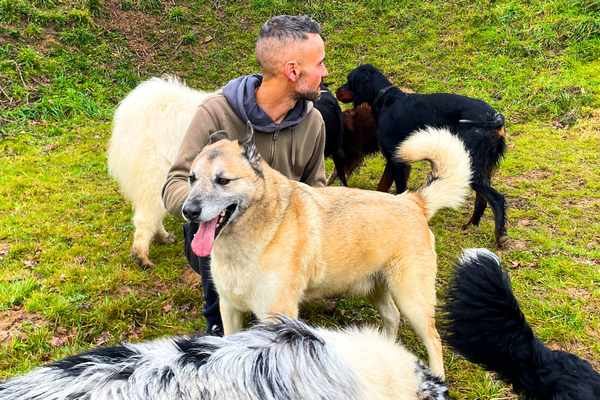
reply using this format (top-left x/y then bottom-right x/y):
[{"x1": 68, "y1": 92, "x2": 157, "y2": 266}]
[
  {"x1": 470, "y1": 181, "x2": 508, "y2": 247},
  {"x1": 390, "y1": 160, "x2": 411, "y2": 194},
  {"x1": 462, "y1": 192, "x2": 488, "y2": 229},
  {"x1": 332, "y1": 149, "x2": 348, "y2": 187}
]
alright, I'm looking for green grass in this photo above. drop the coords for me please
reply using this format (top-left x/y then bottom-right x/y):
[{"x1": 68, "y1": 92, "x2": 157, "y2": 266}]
[{"x1": 1, "y1": 0, "x2": 599, "y2": 397}]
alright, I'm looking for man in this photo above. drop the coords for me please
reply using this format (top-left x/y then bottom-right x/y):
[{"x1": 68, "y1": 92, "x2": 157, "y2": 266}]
[{"x1": 162, "y1": 15, "x2": 329, "y2": 336}]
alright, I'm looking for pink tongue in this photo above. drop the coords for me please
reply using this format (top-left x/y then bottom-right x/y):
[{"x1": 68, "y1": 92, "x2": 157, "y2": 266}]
[{"x1": 191, "y1": 216, "x2": 219, "y2": 257}]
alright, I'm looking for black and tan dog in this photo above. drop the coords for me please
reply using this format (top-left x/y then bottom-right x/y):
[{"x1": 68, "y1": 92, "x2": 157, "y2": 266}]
[
  {"x1": 181, "y1": 122, "x2": 472, "y2": 377},
  {"x1": 336, "y1": 64, "x2": 508, "y2": 247}
]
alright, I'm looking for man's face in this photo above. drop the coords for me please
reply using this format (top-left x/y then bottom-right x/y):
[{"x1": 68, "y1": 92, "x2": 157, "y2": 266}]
[{"x1": 293, "y1": 33, "x2": 328, "y2": 102}]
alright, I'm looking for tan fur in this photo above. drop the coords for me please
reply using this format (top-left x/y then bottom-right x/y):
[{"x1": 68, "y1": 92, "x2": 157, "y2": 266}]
[{"x1": 185, "y1": 125, "x2": 472, "y2": 378}]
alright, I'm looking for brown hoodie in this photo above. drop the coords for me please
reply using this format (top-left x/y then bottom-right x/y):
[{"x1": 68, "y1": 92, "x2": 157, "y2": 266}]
[{"x1": 162, "y1": 93, "x2": 326, "y2": 219}]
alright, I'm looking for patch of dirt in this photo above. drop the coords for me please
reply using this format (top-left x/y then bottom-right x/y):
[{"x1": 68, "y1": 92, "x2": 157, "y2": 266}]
[
  {"x1": 547, "y1": 340, "x2": 600, "y2": 372},
  {"x1": 564, "y1": 287, "x2": 591, "y2": 300},
  {"x1": 510, "y1": 239, "x2": 529, "y2": 251},
  {"x1": 0, "y1": 307, "x2": 46, "y2": 346},
  {"x1": 503, "y1": 170, "x2": 552, "y2": 188},
  {"x1": 97, "y1": 0, "x2": 212, "y2": 61},
  {"x1": 117, "y1": 266, "x2": 202, "y2": 298}
]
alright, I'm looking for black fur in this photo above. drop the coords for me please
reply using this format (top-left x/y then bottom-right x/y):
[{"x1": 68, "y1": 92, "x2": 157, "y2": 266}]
[
  {"x1": 314, "y1": 81, "x2": 348, "y2": 186},
  {"x1": 337, "y1": 64, "x2": 508, "y2": 247},
  {"x1": 49, "y1": 345, "x2": 137, "y2": 376},
  {"x1": 441, "y1": 249, "x2": 600, "y2": 400}
]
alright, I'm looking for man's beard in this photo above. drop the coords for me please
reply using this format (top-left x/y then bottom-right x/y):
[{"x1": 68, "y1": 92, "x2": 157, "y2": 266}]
[{"x1": 292, "y1": 73, "x2": 321, "y2": 102}]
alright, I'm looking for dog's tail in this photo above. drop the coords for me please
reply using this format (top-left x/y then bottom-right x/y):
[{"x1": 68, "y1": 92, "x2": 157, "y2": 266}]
[
  {"x1": 440, "y1": 249, "x2": 600, "y2": 399},
  {"x1": 395, "y1": 127, "x2": 472, "y2": 220}
]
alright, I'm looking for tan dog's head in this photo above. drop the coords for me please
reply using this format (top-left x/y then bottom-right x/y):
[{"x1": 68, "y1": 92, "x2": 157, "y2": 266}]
[{"x1": 182, "y1": 122, "x2": 264, "y2": 256}]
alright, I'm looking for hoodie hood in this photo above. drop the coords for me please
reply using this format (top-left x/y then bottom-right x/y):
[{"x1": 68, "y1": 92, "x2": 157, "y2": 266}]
[{"x1": 222, "y1": 74, "x2": 310, "y2": 133}]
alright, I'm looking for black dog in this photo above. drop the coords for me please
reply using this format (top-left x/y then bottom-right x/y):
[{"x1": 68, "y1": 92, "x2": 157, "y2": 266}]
[
  {"x1": 326, "y1": 105, "x2": 380, "y2": 186},
  {"x1": 441, "y1": 249, "x2": 600, "y2": 400},
  {"x1": 336, "y1": 65, "x2": 507, "y2": 247},
  {"x1": 314, "y1": 81, "x2": 347, "y2": 187}
]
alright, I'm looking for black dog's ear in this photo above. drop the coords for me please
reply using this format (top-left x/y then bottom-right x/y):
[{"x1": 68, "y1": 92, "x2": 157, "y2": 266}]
[
  {"x1": 351, "y1": 68, "x2": 374, "y2": 107},
  {"x1": 207, "y1": 130, "x2": 229, "y2": 144},
  {"x1": 239, "y1": 121, "x2": 262, "y2": 175}
]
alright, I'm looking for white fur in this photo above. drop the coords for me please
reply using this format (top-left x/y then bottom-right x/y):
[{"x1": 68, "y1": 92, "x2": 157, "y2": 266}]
[
  {"x1": 395, "y1": 127, "x2": 473, "y2": 220},
  {"x1": 0, "y1": 317, "x2": 448, "y2": 400},
  {"x1": 107, "y1": 76, "x2": 216, "y2": 266}
]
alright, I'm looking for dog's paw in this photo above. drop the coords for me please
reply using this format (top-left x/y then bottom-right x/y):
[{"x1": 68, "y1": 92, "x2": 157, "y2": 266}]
[
  {"x1": 496, "y1": 235, "x2": 510, "y2": 248},
  {"x1": 129, "y1": 251, "x2": 156, "y2": 269},
  {"x1": 155, "y1": 232, "x2": 177, "y2": 244}
]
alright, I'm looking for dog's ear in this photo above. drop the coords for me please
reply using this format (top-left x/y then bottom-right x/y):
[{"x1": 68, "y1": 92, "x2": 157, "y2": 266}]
[
  {"x1": 239, "y1": 121, "x2": 262, "y2": 174},
  {"x1": 207, "y1": 130, "x2": 229, "y2": 145},
  {"x1": 351, "y1": 68, "x2": 374, "y2": 107}
]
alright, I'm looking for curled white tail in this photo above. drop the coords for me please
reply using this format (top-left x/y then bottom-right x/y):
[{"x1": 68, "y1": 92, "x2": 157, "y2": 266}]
[{"x1": 395, "y1": 127, "x2": 472, "y2": 220}]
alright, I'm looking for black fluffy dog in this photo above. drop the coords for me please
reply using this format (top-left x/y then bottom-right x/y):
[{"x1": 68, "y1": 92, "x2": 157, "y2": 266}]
[
  {"x1": 441, "y1": 249, "x2": 600, "y2": 400},
  {"x1": 336, "y1": 65, "x2": 508, "y2": 247},
  {"x1": 314, "y1": 81, "x2": 347, "y2": 186}
]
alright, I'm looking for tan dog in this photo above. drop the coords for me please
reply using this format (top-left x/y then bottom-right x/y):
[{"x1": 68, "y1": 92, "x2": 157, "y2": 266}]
[{"x1": 182, "y1": 123, "x2": 472, "y2": 378}]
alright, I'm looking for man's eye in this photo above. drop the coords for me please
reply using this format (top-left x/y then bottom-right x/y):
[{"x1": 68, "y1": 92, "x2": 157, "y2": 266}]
[
  {"x1": 218, "y1": 178, "x2": 230, "y2": 185},
  {"x1": 189, "y1": 175, "x2": 196, "y2": 183}
]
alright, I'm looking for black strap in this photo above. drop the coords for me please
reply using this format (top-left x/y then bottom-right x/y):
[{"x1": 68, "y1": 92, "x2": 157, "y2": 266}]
[{"x1": 372, "y1": 85, "x2": 395, "y2": 105}]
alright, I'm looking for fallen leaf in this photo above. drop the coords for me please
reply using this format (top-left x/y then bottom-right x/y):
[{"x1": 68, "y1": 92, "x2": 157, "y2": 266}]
[
  {"x1": 59, "y1": 274, "x2": 66, "y2": 282},
  {"x1": 97, "y1": 331, "x2": 112, "y2": 346},
  {"x1": 204, "y1": 35, "x2": 213, "y2": 43},
  {"x1": 24, "y1": 260, "x2": 38, "y2": 268},
  {"x1": 75, "y1": 256, "x2": 87, "y2": 264},
  {"x1": 509, "y1": 260, "x2": 523, "y2": 269},
  {"x1": 163, "y1": 304, "x2": 172, "y2": 313},
  {"x1": 45, "y1": 144, "x2": 59, "y2": 151},
  {"x1": 56, "y1": 327, "x2": 68, "y2": 335},
  {"x1": 0, "y1": 251, "x2": 7, "y2": 257},
  {"x1": 50, "y1": 336, "x2": 66, "y2": 346}
]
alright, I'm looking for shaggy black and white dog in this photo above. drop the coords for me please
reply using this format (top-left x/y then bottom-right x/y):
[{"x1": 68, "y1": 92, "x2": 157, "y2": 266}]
[
  {"x1": 0, "y1": 316, "x2": 448, "y2": 400},
  {"x1": 442, "y1": 249, "x2": 600, "y2": 400}
]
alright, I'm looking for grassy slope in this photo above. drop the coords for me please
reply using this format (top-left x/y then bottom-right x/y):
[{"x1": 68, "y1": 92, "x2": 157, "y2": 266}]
[{"x1": 1, "y1": 0, "x2": 599, "y2": 398}]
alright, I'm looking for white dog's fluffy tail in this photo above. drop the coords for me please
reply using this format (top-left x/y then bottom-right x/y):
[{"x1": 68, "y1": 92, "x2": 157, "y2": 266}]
[{"x1": 395, "y1": 127, "x2": 472, "y2": 220}]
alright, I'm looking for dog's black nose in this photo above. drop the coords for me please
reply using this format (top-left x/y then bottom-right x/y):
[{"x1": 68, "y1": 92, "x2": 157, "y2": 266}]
[{"x1": 182, "y1": 202, "x2": 202, "y2": 221}]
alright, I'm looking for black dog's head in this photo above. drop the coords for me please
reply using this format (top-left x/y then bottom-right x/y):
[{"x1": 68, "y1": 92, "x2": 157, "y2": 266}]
[{"x1": 336, "y1": 64, "x2": 390, "y2": 107}]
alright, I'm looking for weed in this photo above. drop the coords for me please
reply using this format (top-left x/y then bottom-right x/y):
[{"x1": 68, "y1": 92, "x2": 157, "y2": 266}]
[
  {"x1": 119, "y1": 0, "x2": 133, "y2": 11},
  {"x1": 167, "y1": 6, "x2": 184, "y2": 23}
]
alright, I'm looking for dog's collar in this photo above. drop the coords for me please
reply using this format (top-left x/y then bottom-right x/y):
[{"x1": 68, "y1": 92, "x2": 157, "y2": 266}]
[{"x1": 372, "y1": 85, "x2": 395, "y2": 105}]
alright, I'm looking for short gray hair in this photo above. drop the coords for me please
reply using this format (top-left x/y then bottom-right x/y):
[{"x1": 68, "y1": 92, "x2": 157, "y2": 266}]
[{"x1": 255, "y1": 15, "x2": 322, "y2": 79}]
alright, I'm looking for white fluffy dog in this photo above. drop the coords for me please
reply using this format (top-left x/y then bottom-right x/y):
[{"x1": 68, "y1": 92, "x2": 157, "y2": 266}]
[
  {"x1": 0, "y1": 316, "x2": 448, "y2": 400},
  {"x1": 107, "y1": 76, "x2": 216, "y2": 267}
]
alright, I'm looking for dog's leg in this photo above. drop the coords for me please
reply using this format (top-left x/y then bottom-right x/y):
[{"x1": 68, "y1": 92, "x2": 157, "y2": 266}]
[
  {"x1": 220, "y1": 297, "x2": 245, "y2": 336},
  {"x1": 131, "y1": 210, "x2": 160, "y2": 268},
  {"x1": 387, "y1": 257, "x2": 444, "y2": 378},
  {"x1": 462, "y1": 192, "x2": 488, "y2": 229},
  {"x1": 367, "y1": 281, "x2": 400, "y2": 338},
  {"x1": 153, "y1": 218, "x2": 177, "y2": 245},
  {"x1": 390, "y1": 161, "x2": 411, "y2": 194},
  {"x1": 332, "y1": 149, "x2": 348, "y2": 187},
  {"x1": 470, "y1": 181, "x2": 508, "y2": 247},
  {"x1": 376, "y1": 162, "x2": 394, "y2": 192}
]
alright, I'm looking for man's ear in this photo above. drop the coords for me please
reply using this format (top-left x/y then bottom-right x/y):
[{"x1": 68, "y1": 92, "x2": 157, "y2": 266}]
[{"x1": 285, "y1": 61, "x2": 299, "y2": 81}]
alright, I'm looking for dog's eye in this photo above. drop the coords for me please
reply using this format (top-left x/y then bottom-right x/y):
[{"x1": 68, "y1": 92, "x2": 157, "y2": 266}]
[
  {"x1": 189, "y1": 174, "x2": 196, "y2": 183},
  {"x1": 218, "y1": 178, "x2": 230, "y2": 185}
]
